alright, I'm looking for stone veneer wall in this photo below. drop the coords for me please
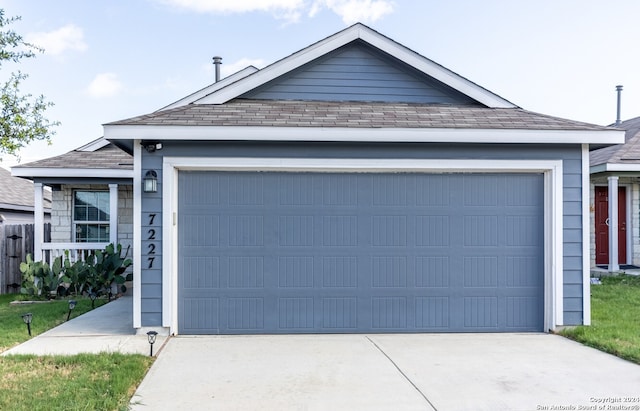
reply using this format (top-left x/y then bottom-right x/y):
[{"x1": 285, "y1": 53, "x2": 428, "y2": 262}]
[
  {"x1": 50, "y1": 184, "x2": 133, "y2": 252},
  {"x1": 589, "y1": 178, "x2": 640, "y2": 267}
]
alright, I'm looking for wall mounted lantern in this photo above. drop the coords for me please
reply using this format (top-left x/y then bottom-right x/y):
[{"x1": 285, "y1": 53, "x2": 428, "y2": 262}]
[
  {"x1": 147, "y1": 330, "x2": 159, "y2": 356},
  {"x1": 143, "y1": 170, "x2": 158, "y2": 193},
  {"x1": 21, "y1": 312, "x2": 33, "y2": 336}
]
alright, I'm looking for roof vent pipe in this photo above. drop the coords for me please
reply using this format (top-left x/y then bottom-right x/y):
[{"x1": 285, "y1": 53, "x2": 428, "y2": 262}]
[
  {"x1": 615, "y1": 85, "x2": 623, "y2": 126},
  {"x1": 212, "y1": 56, "x2": 222, "y2": 83}
]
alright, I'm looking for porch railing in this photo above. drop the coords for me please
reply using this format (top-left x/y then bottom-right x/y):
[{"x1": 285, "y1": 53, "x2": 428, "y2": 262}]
[{"x1": 41, "y1": 242, "x2": 110, "y2": 266}]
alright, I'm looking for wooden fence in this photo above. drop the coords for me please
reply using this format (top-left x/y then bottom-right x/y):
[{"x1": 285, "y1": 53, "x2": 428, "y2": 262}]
[{"x1": 0, "y1": 223, "x2": 51, "y2": 295}]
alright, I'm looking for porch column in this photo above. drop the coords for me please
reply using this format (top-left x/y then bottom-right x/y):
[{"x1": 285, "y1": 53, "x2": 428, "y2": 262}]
[
  {"x1": 33, "y1": 183, "x2": 44, "y2": 261},
  {"x1": 109, "y1": 184, "x2": 119, "y2": 245},
  {"x1": 608, "y1": 176, "x2": 619, "y2": 272}
]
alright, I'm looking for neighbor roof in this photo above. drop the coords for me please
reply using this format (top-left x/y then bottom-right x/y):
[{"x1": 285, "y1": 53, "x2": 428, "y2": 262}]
[
  {"x1": 590, "y1": 116, "x2": 640, "y2": 170},
  {"x1": 0, "y1": 167, "x2": 51, "y2": 211}
]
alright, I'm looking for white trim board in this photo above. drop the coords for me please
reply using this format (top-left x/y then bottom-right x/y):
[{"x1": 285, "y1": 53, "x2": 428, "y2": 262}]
[
  {"x1": 193, "y1": 24, "x2": 515, "y2": 108},
  {"x1": 590, "y1": 163, "x2": 640, "y2": 173},
  {"x1": 12, "y1": 168, "x2": 133, "y2": 179},
  {"x1": 582, "y1": 144, "x2": 591, "y2": 325},
  {"x1": 160, "y1": 157, "x2": 564, "y2": 334},
  {"x1": 104, "y1": 125, "x2": 624, "y2": 145}
]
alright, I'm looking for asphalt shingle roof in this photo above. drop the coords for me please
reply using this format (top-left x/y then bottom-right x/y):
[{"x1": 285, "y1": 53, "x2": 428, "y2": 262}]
[
  {"x1": 13, "y1": 142, "x2": 132, "y2": 170},
  {"x1": 590, "y1": 116, "x2": 640, "y2": 166},
  {"x1": 0, "y1": 167, "x2": 51, "y2": 209},
  {"x1": 107, "y1": 99, "x2": 611, "y2": 131}
]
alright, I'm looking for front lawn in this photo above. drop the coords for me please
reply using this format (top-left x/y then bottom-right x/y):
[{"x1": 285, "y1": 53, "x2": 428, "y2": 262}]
[
  {"x1": 0, "y1": 294, "x2": 153, "y2": 410},
  {"x1": 0, "y1": 353, "x2": 153, "y2": 411},
  {"x1": 560, "y1": 274, "x2": 640, "y2": 364},
  {"x1": 0, "y1": 294, "x2": 106, "y2": 352}
]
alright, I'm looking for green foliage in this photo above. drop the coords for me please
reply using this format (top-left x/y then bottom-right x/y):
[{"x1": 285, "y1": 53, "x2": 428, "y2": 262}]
[
  {"x1": 19, "y1": 254, "x2": 70, "y2": 297},
  {"x1": 0, "y1": 294, "x2": 106, "y2": 352},
  {"x1": 85, "y1": 243, "x2": 133, "y2": 300},
  {"x1": 560, "y1": 274, "x2": 640, "y2": 364},
  {"x1": 20, "y1": 244, "x2": 133, "y2": 300},
  {"x1": 0, "y1": 9, "x2": 59, "y2": 156},
  {"x1": 0, "y1": 353, "x2": 153, "y2": 411},
  {"x1": 19, "y1": 254, "x2": 49, "y2": 297},
  {"x1": 62, "y1": 252, "x2": 91, "y2": 296}
]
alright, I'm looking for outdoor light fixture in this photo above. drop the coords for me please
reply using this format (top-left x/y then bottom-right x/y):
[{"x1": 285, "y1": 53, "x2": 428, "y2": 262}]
[
  {"x1": 21, "y1": 313, "x2": 32, "y2": 336},
  {"x1": 89, "y1": 292, "x2": 97, "y2": 309},
  {"x1": 141, "y1": 141, "x2": 162, "y2": 153},
  {"x1": 143, "y1": 170, "x2": 158, "y2": 193},
  {"x1": 67, "y1": 300, "x2": 77, "y2": 321},
  {"x1": 147, "y1": 331, "x2": 158, "y2": 356}
]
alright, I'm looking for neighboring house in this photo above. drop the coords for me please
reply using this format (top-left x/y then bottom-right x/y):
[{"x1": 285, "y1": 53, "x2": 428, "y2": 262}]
[
  {"x1": 589, "y1": 116, "x2": 640, "y2": 271},
  {"x1": 24, "y1": 23, "x2": 625, "y2": 335},
  {"x1": 11, "y1": 138, "x2": 133, "y2": 262},
  {"x1": 0, "y1": 167, "x2": 51, "y2": 225}
]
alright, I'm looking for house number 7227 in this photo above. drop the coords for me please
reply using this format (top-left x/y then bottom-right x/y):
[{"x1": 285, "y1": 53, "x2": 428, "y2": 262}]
[{"x1": 147, "y1": 213, "x2": 157, "y2": 269}]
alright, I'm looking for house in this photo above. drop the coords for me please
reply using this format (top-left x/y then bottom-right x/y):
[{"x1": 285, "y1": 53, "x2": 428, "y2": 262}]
[
  {"x1": 0, "y1": 167, "x2": 51, "y2": 225},
  {"x1": 11, "y1": 138, "x2": 133, "y2": 262},
  {"x1": 589, "y1": 116, "x2": 640, "y2": 271},
  {"x1": 24, "y1": 23, "x2": 625, "y2": 335}
]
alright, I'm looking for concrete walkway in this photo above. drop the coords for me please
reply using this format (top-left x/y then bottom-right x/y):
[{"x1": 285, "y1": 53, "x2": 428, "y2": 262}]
[
  {"x1": 130, "y1": 333, "x2": 640, "y2": 411},
  {"x1": 1, "y1": 295, "x2": 168, "y2": 356}
]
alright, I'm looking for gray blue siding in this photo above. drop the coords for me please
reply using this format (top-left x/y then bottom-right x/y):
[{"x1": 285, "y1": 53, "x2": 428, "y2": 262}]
[
  {"x1": 241, "y1": 42, "x2": 479, "y2": 105},
  {"x1": 140, "y1": 142, "x2": 585, "y2": 329}
]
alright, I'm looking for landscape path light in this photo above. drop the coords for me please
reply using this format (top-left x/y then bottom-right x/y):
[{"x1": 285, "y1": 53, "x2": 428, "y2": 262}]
[
  {"x1": 21, "y1": 312, "x2": 32, "y2": 336},
  {"x1": 147, "y1": 330, "x2": 158, "y2": 356},
  {"x1": 67, "y1": 300, "x2": 77, "y2": 321}
]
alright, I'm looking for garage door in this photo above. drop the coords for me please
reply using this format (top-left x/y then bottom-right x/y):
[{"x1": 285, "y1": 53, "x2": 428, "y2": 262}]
[{"x1": 178, "y1": 171, "x2": 544, "y2": 334}]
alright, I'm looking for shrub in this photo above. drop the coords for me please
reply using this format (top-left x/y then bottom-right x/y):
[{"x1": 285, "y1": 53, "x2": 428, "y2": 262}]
[{"x1": 20, "y1": 243, "x2": 133, "y2": 300}]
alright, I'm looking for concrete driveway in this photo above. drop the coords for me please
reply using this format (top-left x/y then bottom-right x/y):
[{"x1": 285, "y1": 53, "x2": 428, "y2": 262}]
[{"x1": 130, "y1": 333, "x2": 640, "y2": 411}]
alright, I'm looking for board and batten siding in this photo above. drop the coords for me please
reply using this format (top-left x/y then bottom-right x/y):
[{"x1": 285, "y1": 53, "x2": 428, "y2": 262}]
[
  {"x1": 139, "y1": 142, "x2": 585, "y2": 328},
  {"x1": 241, "y1": 43, "x2": 478, "y2": 105}
]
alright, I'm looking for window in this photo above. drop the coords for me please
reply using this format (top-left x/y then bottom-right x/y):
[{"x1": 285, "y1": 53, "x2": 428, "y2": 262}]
[{"x1": 73, "y1": 191, "x2": 110, "y2": 242}]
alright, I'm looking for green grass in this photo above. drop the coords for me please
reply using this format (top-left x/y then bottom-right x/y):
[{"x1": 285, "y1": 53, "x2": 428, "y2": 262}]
[
  {"x1": 0, "y1": 294, "x2": 154, "y2": 410},
  {"x1": 0, "y1": 294, "x2": 107, "y2": 352},
  {"x1": 561, "y1": 274, "x2": 640, "y2": 364},
  {"x1": 0, "y1": 353, "x2": 153, "y2": 411}
]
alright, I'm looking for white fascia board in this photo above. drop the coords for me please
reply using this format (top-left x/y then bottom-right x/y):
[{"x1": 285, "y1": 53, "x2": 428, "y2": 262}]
[
  {"x1": 104, "y1": 125, "x2": 624, "y2": 145},
  {"x1": 77, "y1": 137, "x2": 110, "y2": 152},
  {"x1": 11, "y1": 168, "x2": 133, "y2": 179},
  {"x1": 160, "y1": 66, "x2": 259, "y2": 111},
  {"x1": 356, "y1": 29, "x2": 514, "y2": 108},
  {"x1": 195, "y1": 24, "x2": 513, "y2": 108},
  {"x1": 590, "y1": 163, "x2": 640, "y2": 173}
]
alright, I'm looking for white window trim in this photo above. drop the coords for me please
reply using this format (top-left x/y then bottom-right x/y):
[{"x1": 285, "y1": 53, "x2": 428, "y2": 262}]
[
  {"x1": 161, "y1": 157, "x2": 565, "y2": 334},
  {"x1": 72, "y1": 189, "x2": 111, "y2": 243}
]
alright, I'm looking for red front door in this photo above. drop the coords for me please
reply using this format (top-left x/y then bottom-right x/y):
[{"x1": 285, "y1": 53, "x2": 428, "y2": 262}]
[{"x1": 595, "y1": 186, "x2": 627, "y2": 265}]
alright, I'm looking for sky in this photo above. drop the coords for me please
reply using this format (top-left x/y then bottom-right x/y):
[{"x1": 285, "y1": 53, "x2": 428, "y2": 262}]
[{"x1": 1, "y1": 0, "x2": 640, "y2": 169}]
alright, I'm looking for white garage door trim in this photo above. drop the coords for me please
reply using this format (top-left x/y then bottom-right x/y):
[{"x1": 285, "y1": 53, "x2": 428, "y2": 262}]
[{"x1": 162, "y1": 157, "x2": 564, "y2": 334}]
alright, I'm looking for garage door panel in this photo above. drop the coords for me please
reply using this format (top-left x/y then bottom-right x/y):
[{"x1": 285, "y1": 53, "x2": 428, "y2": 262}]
[{"x1": 178, "y1": 171, "x2": 544, "y2": 334}]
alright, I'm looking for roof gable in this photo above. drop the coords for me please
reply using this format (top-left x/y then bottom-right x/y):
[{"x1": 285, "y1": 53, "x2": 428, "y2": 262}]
[
  {"x1": 240, "y1": 41, "x2": 479, "y2": 105},
  {"x1": 194, "y1": 23, "x2": 516, "y2": 108}
]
